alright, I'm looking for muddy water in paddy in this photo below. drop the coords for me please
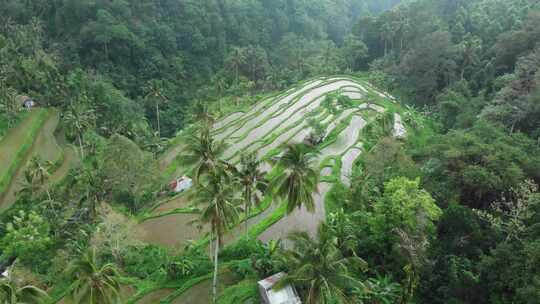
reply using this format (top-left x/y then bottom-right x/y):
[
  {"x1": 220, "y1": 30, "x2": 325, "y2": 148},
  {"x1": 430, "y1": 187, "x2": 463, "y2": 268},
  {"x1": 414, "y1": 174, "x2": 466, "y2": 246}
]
[
  {"x1": 151, "y1": 195, "x2": 190, "y2": 215},
  {"x1": 255, "y1": 122, "x2": 306, "y2": 158},
  {"x1": 172, "y1": 274, "x2": 236, "y2": 304},
  {"x1": 320, "y1": 115, "x2": 366, "y2": 157},
  {"x1": 252, "y1": 110, "x2": 328, "y2": 159},
  {"x1": 137, "y1": 212, "x2": 205, "y2": 249},
  {"x1": 259, "y1": 182, "x2": 331, "y2": 243},
  {"x1": 321, "y1": 167, "x2": 333, "y2": 177},
  {"x1": 222, "y1": 80, "x2": 322, "y2": 143},
  {"x1": 223, "y1": 80, "x2": 360, "y2": 158},
  {"x1": 137, "y1": 288, "x2": 175, "y2": 304},
  {"x1": 341, "y1": 147, "x2": 362, "y2": 186},
  {"x1": 342, "y1": 91, "x2": 363, "y2": 99},
  {"x1": 223, "y1": 202, "x2": 278, "y2": 245},
  {"x1": 323, "y1": 108, "x2": 357, "y2": 136},
  {"x1": 257, "y1": 115, "x2": 368, "y2": 241},
  {"x1": 214, "y1": 112, "x2": 244, "y2": 130}
]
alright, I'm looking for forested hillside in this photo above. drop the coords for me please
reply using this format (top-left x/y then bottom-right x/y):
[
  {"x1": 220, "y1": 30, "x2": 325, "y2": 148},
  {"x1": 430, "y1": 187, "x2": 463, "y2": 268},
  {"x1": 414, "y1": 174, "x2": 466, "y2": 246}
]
[
  {"x1": 1, "y1": 0, "x2": 540, "y2": 303},
  {"x1": 1, "y1": 0, "x2": 399, "y2": 138}
]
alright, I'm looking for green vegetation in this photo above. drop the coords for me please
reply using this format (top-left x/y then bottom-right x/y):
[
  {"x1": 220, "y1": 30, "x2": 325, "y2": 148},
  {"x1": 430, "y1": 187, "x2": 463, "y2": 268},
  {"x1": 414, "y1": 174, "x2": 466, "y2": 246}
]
[{"x1": 1, "y1": 0, "x2": 540, "y2": 304}]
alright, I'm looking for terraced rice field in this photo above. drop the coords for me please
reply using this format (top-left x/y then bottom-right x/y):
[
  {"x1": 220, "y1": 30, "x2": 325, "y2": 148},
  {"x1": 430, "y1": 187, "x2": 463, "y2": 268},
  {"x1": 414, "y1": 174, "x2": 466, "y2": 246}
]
[
  {"x1": 0, "y1": 109, "x2": 80, "y2": 211},
  {"x1": 139, "y1": 77, "x2": 401, "y2": 250},
  {"x1": 131, "y1": 76, "x2": 404, "y2": 303}
]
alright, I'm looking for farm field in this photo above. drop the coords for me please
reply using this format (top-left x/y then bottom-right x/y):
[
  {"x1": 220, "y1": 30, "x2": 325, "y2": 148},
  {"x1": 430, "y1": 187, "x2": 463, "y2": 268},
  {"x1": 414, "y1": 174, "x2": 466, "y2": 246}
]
[
  {"x1": 131, "y1": 76, "x2": 405, "y2": 303},
  {"x1": 0, "y1": 108, "x2": 80, "y2": 211}
]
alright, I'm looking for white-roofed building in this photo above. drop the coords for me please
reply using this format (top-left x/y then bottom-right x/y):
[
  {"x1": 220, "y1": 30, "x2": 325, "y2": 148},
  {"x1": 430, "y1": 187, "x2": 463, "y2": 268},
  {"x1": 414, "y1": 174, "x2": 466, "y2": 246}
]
[{"x1": 258, "y1": 272, "x2": 301, "y2": 304}]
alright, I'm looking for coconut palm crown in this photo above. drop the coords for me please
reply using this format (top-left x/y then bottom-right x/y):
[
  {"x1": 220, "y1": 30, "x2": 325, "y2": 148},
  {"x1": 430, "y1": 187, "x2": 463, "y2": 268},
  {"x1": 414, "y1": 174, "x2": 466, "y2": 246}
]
[{"x1": 270, "y1": 143, "x2": 319, "y2": 214}]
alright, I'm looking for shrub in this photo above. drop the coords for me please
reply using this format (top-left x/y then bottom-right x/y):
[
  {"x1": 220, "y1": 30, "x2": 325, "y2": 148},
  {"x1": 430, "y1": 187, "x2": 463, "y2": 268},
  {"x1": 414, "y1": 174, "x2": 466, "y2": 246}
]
[
  {"x1": 0, "y1": 210, "x2": 54, "y2": 272},
  {"x1": 166, "y1": 247, "x2": 212, "y2": 280},
  {"x1": 220, "y1": 237, "x2": 260, "y2": 261},
  {"x1": 122, "y1": 245, "x2": 169, "y2": 279}
]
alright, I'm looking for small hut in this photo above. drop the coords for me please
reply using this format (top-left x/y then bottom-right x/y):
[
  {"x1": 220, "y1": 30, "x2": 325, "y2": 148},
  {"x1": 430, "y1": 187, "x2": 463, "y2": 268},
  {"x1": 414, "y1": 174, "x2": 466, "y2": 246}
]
[
  {"x1": 18, "y1": 95, "x2": 36, "y2": 109},
  {"x1": 168, "y1": 175, "x2": 193, "y2": 193},
  {"x1": 258, "y1": 272, "x2": 302, "y2": 304}
]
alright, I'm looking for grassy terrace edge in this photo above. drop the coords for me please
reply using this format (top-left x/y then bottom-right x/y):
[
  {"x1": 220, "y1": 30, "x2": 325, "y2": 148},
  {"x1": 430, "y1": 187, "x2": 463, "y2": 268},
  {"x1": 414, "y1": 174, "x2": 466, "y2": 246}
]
[{"x1": 0, "y1": 108, "x2": 49, "y2": 200}]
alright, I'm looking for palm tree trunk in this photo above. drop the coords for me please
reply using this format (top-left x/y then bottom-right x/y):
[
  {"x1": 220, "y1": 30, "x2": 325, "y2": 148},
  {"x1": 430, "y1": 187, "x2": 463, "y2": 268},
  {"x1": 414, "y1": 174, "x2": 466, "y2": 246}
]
[
  {"x1": 213, "y1": 233, "x2": 220, "y2": 304},
  {"x1": 245, "y1": 205, "x2": 249, "y2": 237},
  {"x1": 156, "y1": 101, "x2": 161, "y2": 138},
  {"x1": 510, "y1": 120, "x2": 516, "y2": 135},
  {"x1": 235, "y1": 65, "x2": 239, "y2": 86},
  {"x1": 78, "y1": 133, "x2": 85, "y2": 159}
]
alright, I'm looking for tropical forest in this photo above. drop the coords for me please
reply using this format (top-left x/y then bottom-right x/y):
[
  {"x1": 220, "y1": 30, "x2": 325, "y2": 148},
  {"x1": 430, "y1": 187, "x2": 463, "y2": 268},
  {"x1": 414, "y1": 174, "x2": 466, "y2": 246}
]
[{"x1": 0, "y1": 0, "x2": 539, "y2": 303}]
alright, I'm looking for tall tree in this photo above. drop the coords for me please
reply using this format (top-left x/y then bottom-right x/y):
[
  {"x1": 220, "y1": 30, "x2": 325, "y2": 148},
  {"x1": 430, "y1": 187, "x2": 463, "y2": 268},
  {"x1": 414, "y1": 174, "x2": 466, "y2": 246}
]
[
  {"x1": 279, "y1": 223, "x2": 367, "y2": 304},
  {"x1": 178, "y1": 125, "x2": 227, "y2": 182},
  {"x1": 64, "y1": 102, "x2": 96, "y2": 159},
  {"x1": 236, "y1": 153, "x2": 267, "y2": 236},
  {"x1": 190, "y1": 166, "x2": 241, "y2": 304},
  {"x1": 341, "y1": 35, "x2": 369, "y2": 71},
  {"x1": 225, "y1": 47, "x2": 247, "y2": 86},
  {"x1": 271, "y1": 143, "x2": 319, "y2": 214},
  {"x1": 24, "y1": 156, "x2": 53, "y2": 200},
  {"x1": 143, "y1": 79, "x2": 168, "y2": 138}
]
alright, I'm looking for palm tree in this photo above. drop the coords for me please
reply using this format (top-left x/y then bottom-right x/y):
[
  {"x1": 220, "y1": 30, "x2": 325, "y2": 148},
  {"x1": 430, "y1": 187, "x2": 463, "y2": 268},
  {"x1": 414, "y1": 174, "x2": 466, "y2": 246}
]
[
  {"x1": 190, "y1": 100, "x2": 215, "y2": 126},
  {"x1": 77, "y1": 165, "x2": 104, "y2": 221},
  {"x1": 144, "y1": 79, "x2": 168, "y2": 138},
  {"x1": 25, "y1": 156, "x2": 53, "y2": 200},
  {"x1": 0, "y1": 276, "x2": 49, "y2": 304},
  {"x1": 327, "y1": 209, "x2": 360, "y2": 256},
  {"x1": 236, "y1": 153, "x2": 267, "y2": 236},
  {"x1": 64, "y1": 102, "x2": 96, "y2": 159},
  {"x1": 0, "y1": 84, "x2": 18, "y2": 127},
  {"x1": 178, "y1": 125, "x2": 227, "y2": 182},
  {"x1": 270, "y1": 143, "x2": 319, "y2": 214},
  {"x1": 142, "y1": 131, "x2": 168, "y2": 156},
  {"x1": 225, "y1": 47, "x2": 246, "y2": 85},
  {"x1": 189, "y1": 166, "x2": 241, "y2": 304},
  {"x1": 67, "y1": 248, "x2": 122, "y2": 304},
  {"x1": 278, "y1": 223, "x2": 367, "y2": 304}
]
